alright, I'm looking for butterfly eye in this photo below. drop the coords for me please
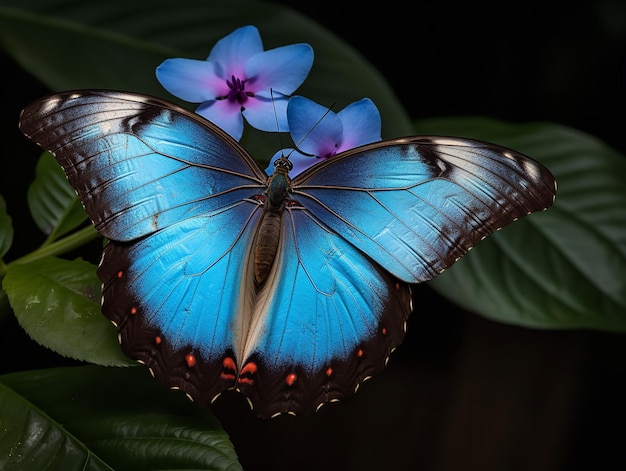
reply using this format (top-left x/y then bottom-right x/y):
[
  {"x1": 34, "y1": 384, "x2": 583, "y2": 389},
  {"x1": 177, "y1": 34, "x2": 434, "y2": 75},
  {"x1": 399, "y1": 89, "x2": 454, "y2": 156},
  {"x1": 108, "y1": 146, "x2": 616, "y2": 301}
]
[{"x1": 273, "y1": 156, "x2": 293, "y2": 172}]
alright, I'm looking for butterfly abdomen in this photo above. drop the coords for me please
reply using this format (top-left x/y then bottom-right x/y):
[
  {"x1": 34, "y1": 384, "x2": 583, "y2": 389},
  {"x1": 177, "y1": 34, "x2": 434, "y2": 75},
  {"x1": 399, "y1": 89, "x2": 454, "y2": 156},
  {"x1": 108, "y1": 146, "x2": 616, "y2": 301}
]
[
  {"x1": 254, "y1": 211, "x2": 282, "y2": 285},
  {"x1": 254, "y1": 171, "x2": 290, "y2": 285}
]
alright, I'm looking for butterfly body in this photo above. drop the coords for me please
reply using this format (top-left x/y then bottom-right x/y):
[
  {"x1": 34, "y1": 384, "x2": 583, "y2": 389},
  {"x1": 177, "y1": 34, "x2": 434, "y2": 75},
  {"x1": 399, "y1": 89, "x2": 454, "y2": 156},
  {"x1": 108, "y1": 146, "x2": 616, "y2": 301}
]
[
  {"x1": 19, "y1": 90, "x2": 556, "y2": 417},
  {"x1": 254, "y1": 160, "x2": 291, "y2": 285}
]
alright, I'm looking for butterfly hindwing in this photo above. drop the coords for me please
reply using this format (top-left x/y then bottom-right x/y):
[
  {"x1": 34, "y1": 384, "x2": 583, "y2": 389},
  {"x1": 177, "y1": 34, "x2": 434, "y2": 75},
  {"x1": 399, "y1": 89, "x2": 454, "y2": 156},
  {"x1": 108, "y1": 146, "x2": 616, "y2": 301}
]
[
  {"x1": 236, "y1": 205, "x2": 412, "y2": 416},
  {"x1": 292, "y1": 137, "x2": 556, "y2": 283},
  {"x1": 98, "y1": 199, "x2": 264, "y2": 405}
]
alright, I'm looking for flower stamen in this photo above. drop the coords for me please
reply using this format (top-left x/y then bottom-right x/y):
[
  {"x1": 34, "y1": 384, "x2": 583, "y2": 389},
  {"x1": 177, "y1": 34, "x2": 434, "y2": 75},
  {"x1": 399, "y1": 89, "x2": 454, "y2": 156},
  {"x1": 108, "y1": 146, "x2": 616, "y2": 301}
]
[{"x1": 219, "y1": 75, "x2": 255, "y2": 105}]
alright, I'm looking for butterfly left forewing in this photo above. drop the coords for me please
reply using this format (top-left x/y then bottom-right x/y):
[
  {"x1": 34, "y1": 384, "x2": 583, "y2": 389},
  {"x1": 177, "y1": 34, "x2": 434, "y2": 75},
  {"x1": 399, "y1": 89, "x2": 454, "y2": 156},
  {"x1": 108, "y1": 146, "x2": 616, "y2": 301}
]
[
  {"x1": 292, "y1": 136, "x2": 556, "y2": 284},
  {"x1": 18, "y1": 90, "x2": 267, "y2": 241}
]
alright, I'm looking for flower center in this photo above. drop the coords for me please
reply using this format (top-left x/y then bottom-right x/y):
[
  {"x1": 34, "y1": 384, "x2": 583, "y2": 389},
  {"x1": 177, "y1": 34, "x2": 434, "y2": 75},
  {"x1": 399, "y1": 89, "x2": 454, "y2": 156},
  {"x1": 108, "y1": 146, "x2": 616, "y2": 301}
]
[
  {"x1": 323, "y1": 144, "x2": 339, "y2": 159},
  {"x1": 219, "y1": 75, "x2": 255, "y2": 105}
]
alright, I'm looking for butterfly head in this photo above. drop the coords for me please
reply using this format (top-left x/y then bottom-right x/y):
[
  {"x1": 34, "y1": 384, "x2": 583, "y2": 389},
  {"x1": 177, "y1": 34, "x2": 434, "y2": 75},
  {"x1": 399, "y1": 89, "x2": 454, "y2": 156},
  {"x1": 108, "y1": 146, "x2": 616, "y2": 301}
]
[{"x1": 272, "y1": 153, "x2": 293, "y2": 176}]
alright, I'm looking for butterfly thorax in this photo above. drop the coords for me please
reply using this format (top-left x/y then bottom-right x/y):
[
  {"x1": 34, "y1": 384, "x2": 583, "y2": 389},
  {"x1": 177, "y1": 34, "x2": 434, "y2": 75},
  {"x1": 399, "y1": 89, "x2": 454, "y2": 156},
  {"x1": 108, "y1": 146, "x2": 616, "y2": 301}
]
[{"x1": 254, "y1": 159, "x2": 292, "y2": 286}]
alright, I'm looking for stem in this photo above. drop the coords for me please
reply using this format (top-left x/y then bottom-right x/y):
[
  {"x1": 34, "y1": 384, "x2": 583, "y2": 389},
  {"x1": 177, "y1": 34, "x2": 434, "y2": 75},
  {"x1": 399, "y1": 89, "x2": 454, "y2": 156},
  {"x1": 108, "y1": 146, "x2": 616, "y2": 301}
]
[{"x1": 9, "y1": 225, "x2": 100, "y2": 267}]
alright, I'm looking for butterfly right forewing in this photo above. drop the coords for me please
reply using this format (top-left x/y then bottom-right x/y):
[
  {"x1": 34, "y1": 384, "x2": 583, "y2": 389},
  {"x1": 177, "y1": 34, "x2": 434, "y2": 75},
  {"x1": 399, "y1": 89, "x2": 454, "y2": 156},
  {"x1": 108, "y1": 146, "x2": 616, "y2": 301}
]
[{"x1": 291, "y1": 136, "x2": 556, "y2": 284}]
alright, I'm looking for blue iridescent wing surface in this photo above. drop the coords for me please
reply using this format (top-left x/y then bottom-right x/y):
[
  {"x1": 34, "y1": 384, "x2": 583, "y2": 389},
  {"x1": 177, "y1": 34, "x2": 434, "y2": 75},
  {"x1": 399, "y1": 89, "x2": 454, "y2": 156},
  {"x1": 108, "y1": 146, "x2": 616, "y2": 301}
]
[
  {"x1": 18, "y1": 91, "x2": 556, "y2": 418},
  {"x1": 19, "y1": 90, "x2": 268, "y2": 403},
  {"x1": 19, "y1": 90, "x2": 267, "y2": 241},
  {"x1": 237, "y1": 206, "x2": 412, "y2": 417},
  {"x1": 239, "y1": 137, "x2": 554, "y2": 416},
  {"x1": 99, "y1": 202, "x2": 263, "y2": 403},
  {"x1": 291, "y1": 136, "x2": 556, "y2": 283}
]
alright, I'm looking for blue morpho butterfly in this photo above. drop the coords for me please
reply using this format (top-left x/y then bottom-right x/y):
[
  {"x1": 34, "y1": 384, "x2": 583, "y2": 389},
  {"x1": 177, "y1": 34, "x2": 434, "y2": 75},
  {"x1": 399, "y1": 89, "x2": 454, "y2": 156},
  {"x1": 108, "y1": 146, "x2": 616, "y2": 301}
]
[{"x1": 19, "y1": 90, "x2": 556, "y2": 418}]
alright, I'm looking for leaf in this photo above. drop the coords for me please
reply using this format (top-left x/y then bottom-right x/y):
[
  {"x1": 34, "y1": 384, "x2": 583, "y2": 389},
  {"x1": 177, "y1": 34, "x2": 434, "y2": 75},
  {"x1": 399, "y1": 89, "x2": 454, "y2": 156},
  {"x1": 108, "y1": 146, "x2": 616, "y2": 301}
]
[
  {"x1": 0, "y1": 379, "x2": 114, "y2": 471},
  {"x1": 2, "y1": 256, "x2": 132, "y2": 365},
  {"x1": 27, "y1": 152, "x2": 88, "y2": 239},
  {"x1": 0, "y1": 366, "x2": 242, "y2": 471},
  {"x1": 0, "y1": 194, "x2": 13, "y2": 260},
  {"x1": 415, "y1": 117, "x2": 626, "y2": 332},
  {"x1": 0, "y1": 195, "x2": 14, "y2": 322},
  {"x1": 0, "y1": 0, "x2": 413, "y2": 161},
  {"x1": 0, "y1": 289, "x2": 10, "y2": 323}
]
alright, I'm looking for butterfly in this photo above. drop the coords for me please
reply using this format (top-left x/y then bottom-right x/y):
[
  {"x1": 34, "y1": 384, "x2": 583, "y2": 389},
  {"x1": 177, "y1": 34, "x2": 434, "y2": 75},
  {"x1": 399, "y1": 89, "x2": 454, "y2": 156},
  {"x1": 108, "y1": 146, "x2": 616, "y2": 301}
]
[{"x1": 19, "y1": 90, "x2": 556, "y2": 418}]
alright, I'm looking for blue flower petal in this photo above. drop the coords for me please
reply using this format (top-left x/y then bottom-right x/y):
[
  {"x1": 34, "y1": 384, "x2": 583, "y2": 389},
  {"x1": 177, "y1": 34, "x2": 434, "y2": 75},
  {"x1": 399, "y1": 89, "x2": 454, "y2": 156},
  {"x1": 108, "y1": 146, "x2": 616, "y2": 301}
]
[
  {"x1": 196, "y1": 100, "x2": 245, "y2": 141},
  {"x1": 207, "y1": 25, "x2": 264, "y2": 78},
  {"x1": 243, "y1": 94, "x2": 289, "y2": 133},
  {"x1": 289, "y1": 151, "x2": 324, "y2": 176},
  {"x1": 156, "y1": 58, "x2": 221, "y2": 102},
  {"x1": 336, "y1": 98, "x2": 381, "y2": 151},
  {"x1": 248, "y1": 44, "x2": 314, "y2": 96},
  {"x1": 287, "y1": 96, "x2": 342, "y2": 157}
]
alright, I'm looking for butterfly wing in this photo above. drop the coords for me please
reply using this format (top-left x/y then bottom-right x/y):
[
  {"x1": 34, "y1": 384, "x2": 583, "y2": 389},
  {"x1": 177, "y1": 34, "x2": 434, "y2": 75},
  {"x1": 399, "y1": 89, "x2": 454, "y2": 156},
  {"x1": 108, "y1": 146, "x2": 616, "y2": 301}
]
[
  {"x1": 291, "y1": 136, "x2": 557, "y2": 283},
  {"x1": 19, "y1": 90, "x2": 268, "y2": 404},
  {"x1": 98, "y1": 202, "x2": 263, "y2": 404},
  {"x1": 19, "y1": 90, "x2": 267, "y2": 241},
  {"x1": 236, "y1": 205, "x2": 412, "y2": 417}
]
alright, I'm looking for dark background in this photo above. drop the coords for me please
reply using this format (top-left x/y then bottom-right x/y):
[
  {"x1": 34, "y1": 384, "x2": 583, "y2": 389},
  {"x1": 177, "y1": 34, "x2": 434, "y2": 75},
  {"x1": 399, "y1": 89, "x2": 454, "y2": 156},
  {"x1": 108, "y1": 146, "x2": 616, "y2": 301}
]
[{"x1": 2, "y1": 2, "x2": 626, "y2": 470}]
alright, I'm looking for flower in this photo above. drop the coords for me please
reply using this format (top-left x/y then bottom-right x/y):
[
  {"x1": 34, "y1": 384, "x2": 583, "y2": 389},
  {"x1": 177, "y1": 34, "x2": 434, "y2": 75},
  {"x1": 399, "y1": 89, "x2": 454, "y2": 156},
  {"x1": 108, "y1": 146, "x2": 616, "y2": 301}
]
[
  {"x1": 156, "y1": 25, "x2": 314, "y2": 141},
  {"x1": 266, "y1": 96, "x2": 381, "y2": 176}
]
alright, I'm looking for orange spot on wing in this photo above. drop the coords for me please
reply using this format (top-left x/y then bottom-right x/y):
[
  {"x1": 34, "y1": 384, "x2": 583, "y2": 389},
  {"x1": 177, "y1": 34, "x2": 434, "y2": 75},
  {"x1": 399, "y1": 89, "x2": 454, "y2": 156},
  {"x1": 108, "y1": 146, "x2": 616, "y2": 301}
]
[
  {"x1": 238, "y1": 362, "x2": 257, "y2": 385},
  {"x1": 221, "y1": 357, "x2": 237, "y2": 380},
  {"x1": 241, "y1": 362, "x2": 257, "y2": 375},
  {"x1": 286, "y1": 373, "x2": 297, "y2": 386},
  {"x1": 185, "y1": 354, "x2": 196, "y2": 368}
]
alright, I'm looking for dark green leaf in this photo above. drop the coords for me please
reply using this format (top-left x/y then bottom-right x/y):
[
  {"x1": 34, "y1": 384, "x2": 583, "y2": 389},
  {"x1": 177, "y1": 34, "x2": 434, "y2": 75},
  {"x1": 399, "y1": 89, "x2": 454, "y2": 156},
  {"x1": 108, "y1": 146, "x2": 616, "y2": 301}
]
[
  {"x1": 0, "y1": 195, "x2": 14, "y2": 322},
  {"x1": 0, "y1": 379, "x2": 114, "y2": 471},
  {"x1": 0, "y1": 289, "x2": 10, "y2": 324},
  {"x1": 27, "y1": 152, "x2": 88, "y2": 239},
  {"x1": 0, "y1": 194, "x2": 13, "y2": 259},
  {"x1": 2, "y1": 256, "x2": 132, "y2": 365},
  {"x1": 415, "y1": 117, "x2": 626, "y2": 332},
  {"x1": 0, "y1": 366, "x2": 242, "y2": 471},
  {"x1": 0, "y1": 0, "x2": 412, "y2": 162}
]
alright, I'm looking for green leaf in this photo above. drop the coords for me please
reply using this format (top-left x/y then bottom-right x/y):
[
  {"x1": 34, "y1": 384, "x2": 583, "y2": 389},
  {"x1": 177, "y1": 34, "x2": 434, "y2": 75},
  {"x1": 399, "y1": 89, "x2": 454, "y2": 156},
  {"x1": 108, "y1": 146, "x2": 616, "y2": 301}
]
[
  {"x1": 415, "y1": 117, "x2": 626, "y2": 332},
  {"x1": 0, "y1": 289, "x2": 10, "y2": 322},
  {"x1": 27, "y1": 152, "x2": 88, "y2": 240},
  {"x1": 2, "y1": 256, "x2": 132, "y2": 365},
  {"x1": 0, "y1": 0, "x2": 412, "y2": 161},
  {"x1": 0, "y1": 366, "x2": 242, "y2": 471},
  {"x1": 0, "y1": 195, "x2": 14, "y2": 321},
  {"x1": 0, "y1": 194, "x2": 13, "y2": 260}
]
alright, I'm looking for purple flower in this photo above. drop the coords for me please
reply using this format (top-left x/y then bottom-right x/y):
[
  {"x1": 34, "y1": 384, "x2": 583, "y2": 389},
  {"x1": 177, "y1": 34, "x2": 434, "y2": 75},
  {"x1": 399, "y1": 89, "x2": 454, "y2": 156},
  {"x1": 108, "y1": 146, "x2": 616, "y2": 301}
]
[
  {"x1": 266, "y1": 96, "x2": 381, "y2": 176},
  {"x1": 156, "y1": 25, "x2": 314, "y2": 141}
]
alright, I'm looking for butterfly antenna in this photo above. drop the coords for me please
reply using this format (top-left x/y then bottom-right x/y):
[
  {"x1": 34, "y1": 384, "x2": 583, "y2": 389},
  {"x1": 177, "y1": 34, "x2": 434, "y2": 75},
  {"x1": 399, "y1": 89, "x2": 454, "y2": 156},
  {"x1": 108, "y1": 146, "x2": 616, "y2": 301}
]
[
  {"x1": 270, "y1": 88, "x2": 290, "y2": 152},
  {"x1": 270, "y1": 88, "x2": 283, "y2": 135},
  {"x1": 288, "y1": 102, "x2": 336, "y2": 159}
]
